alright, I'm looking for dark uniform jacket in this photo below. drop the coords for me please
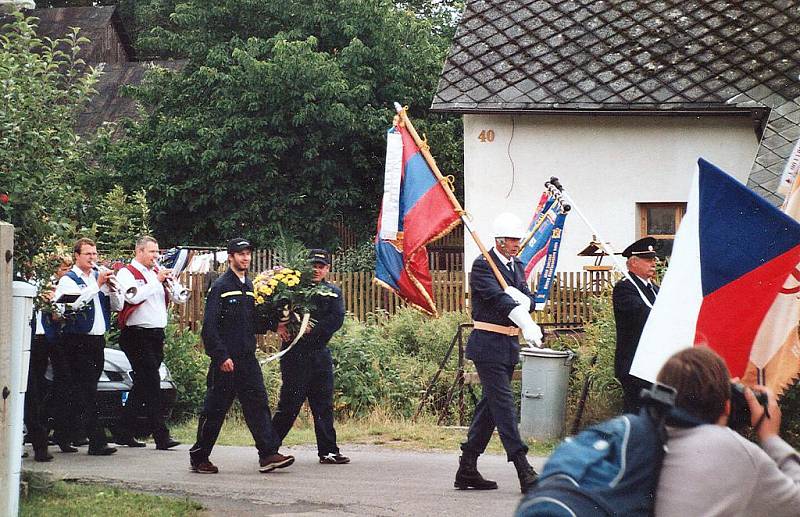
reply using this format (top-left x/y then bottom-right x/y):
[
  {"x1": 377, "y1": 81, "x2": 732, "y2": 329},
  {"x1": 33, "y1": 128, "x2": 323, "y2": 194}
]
[
  {"x1": 201, "y1": 269, "x2": 262, "y2": 367},
  {"x1": 466, "y1": 249, "x2": 536, "y2": 366},
  {"x1": 283, "y1": 281, "x2": 344, "y2": 358},
  {"x1": 612, "y1": 274, "x2": 658, "y2": 381}
]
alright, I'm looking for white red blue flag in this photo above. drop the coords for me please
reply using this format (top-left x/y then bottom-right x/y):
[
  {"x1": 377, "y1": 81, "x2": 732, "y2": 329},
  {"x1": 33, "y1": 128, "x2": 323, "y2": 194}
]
[
  {"x1": 630, "y1": 158, "x2": 800, "y2": 382},
  {"x1": 517, "y1": 192, "x2": 568, "y2": 310},
  {"x1": 374, "y1": 124, "x2": 461, "y2": 316}
]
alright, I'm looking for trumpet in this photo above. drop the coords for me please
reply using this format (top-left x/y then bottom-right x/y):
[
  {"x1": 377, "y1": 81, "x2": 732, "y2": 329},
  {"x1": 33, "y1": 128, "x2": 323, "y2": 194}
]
[
  {"x1": 92, "y1": 262, "x2": 137, "y2": 302},
  {"x1": 156, "y1": 258, "x2": 190, "y2": 303}
]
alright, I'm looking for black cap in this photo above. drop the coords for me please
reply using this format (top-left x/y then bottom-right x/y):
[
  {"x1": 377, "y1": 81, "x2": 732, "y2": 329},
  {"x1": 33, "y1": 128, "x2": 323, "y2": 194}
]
[
  {"x1": 620, "y1": 237, "x2": 658, "y2": 258},
  {"x1": 227, "y1": 237, "x2": 253, "y2": 254},
  {"x1": 308, "y1": 248, "x2": 330, "y2": 266}
]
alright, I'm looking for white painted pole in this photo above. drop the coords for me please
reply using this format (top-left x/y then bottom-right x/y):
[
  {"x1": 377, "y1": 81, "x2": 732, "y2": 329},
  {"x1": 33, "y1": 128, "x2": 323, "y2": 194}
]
[
  {"x1": 546, "y1": 181, "x2": 653, "y2": 308},
  {"x1": 6, "y1": 281, "x2": 35, "y2": 517},
  {"x1": 0, "y1": 222, "x2": 15, "y2": 517}
]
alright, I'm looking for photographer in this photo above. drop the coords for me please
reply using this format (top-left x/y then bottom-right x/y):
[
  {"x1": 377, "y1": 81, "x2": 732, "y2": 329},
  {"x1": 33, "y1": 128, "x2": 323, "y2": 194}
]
[{"x1": 655, "y1": 347, "x2": 800, "y2": 516}]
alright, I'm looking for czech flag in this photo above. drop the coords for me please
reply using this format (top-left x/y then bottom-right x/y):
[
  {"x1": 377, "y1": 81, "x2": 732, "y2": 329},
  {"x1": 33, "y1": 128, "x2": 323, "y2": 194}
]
[
  {"x1": 630, "y1": 158, "x2": 800, "y2": 382},
  {"x1": 374, "y1": 123, "x2": 461, "y2": 316}
]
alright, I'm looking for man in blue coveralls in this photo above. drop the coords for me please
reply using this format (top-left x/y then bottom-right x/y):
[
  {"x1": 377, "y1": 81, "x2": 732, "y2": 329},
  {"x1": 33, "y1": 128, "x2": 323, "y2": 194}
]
[
  {"x1": 272, "y1": 249, "x2": 349, "y2": 465},
  {"x1": 189, "y1": 237, "x2": 294, "y2": 474}
]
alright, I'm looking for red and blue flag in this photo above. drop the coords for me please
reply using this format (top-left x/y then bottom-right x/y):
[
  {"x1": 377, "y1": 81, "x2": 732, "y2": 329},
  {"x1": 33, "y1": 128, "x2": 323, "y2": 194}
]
[
  {"x1": 631, "y1": 158, "x2": 800, "y2": 382},
  {"x1": 374, "y1": 124, "x2": 461, "y2": 316}
]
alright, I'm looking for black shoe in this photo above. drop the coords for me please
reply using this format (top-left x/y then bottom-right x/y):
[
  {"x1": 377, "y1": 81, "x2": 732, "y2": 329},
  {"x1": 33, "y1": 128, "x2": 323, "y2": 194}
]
[
  {"x1": 155, "y1": 439, "x2": 181, "y2": 451},
  {"x1": 72, "y1": 438, "x2": 89, "y2": 447},
  {"x1": 259, "y1": 453, "x2": 295, "y2": 473},
  {"x1": 454, "y1": 455, "x2": 498, "y2": 490},
  {"x1": 319, "y1": 453, "x2": 350, "y2": 464},
  {"x1": 87, "y1": 446, "x2": 117, "y2": 456},
  {"x1": 518, "y1": 467, "x2": 538, "y2": 493},
  {"x1": 512, "y1": 454, "x2": 539, "y2": 494},
  {"x1": 116, "y1": 436, "x2": 146, "y2": 448},
  {"x1": 34, "y1": 448, "x2": 54, "y2": 462},
  {"x1": 190, "y1": 460, "x2": 219, "y2": 474},
  {"x1": 58, "y1": 443, "x2": 78, "y2": 453}
]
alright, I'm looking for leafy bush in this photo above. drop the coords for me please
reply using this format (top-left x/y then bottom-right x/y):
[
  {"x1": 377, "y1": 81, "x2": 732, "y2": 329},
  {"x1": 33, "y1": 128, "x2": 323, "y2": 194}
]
[
  {"x1": 779, "y1": 380, "x2": 800, "y2": 449},
  {"x1": 333, "y1": 242, "x2": 375, "y2": 272},
  {"x1": 162, "y1": 319, "x2": 208, "y2": 421},
  {"x1": 565, "y1": 293, "x2": 623, "y2": 429},
  {"x1": 328, "y1": 308, "x2": 468, "y2": 418},
  {"x1": 0, "y1": 12, "x2": 101, "y2": 278}
]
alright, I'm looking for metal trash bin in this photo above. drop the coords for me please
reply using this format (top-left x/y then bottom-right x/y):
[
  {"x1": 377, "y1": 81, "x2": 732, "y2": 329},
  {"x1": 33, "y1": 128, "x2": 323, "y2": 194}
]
[{"x1": 519, "y1": 347, "x2": 574, "y2": 441}]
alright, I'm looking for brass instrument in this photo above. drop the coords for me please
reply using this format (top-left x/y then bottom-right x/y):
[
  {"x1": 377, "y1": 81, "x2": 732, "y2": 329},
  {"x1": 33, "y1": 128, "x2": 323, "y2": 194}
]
[
  {"x1": 92, "y1": 262, "x2": 137, "y2": 302},
  {"x1": 156, "y1": 258, "x2": 190, "y2": 303}
]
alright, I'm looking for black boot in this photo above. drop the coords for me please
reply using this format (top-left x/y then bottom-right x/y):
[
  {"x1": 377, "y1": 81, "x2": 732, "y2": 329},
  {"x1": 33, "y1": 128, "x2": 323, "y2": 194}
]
[
  {"x1": 512, "y1": 453, "x2": 538, "y2": 493},
  {"x1": 33, "y1": 446, "x2": 53, "y2": 462},
  {"x1": 454, "y1": 454, "x2": 498, "y2": 490}
]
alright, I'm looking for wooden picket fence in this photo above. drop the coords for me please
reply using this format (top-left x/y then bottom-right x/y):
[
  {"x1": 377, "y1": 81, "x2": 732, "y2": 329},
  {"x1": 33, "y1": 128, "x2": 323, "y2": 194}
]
[{"x1": 172, "y1": 268, "x2": 617, "y2": 331}]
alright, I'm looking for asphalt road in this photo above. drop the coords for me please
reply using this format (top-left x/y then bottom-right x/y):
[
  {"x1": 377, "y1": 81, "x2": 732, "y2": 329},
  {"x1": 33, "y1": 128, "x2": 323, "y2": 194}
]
[{"x1": 25, "y1": 443, "x2": 547, "y2": 516}]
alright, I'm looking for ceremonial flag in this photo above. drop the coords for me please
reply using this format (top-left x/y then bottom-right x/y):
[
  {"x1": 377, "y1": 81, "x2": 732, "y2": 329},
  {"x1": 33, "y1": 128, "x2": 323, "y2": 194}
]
[
  {"x1": 518, "y1": 192, "x2": 568, "y2": 310},
  {"x1": 630, "y1": 158, "x2": 800, "y2": 383},
  {"x1": 742, "y1": 170, "x2": 800, "y2": 395},
  {"x1": 375, "y1": 123, "x2": 461, "y2": 316},
  {"x1": 519, "y1": 193, "x2": 557, "y2": 279}
]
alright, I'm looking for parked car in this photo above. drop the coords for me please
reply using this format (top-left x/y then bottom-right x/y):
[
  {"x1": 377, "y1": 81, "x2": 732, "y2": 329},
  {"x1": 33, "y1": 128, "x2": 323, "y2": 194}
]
[{"x1": 43, "y1": 348, "x2": 177, "y2": 440}]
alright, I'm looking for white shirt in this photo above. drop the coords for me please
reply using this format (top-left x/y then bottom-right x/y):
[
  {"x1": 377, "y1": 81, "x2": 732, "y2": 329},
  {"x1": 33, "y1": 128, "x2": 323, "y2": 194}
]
[
  {"x1": 115, "y1": 259, "x2": 171, "y2": 328},
  {"x1": 55, "y1": 265, "x2": 123, "y2": 335}
]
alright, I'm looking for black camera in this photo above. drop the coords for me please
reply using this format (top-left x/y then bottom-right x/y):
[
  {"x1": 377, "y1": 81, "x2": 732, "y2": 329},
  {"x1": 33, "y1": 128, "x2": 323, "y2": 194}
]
[{"x1": 728, "y1": 382, "x2": 769, "y2": 430}]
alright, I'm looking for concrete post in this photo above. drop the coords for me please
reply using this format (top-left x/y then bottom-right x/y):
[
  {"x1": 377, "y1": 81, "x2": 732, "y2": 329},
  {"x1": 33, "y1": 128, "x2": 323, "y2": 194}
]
[{"x1": 0, "y1": 221, "x2": 14, "y2": 516}]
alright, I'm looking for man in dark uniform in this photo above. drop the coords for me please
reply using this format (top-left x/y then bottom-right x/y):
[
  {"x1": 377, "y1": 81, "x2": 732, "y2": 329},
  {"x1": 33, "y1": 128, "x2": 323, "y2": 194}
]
[
  {"x1": 189, "y1": 238, "x2": 294, "y2": 474},
  {"x1": 613, "y1": 237, "x2": 659, "y2": 414},
  {"x1": 272, "y1": 249, "x2": 349, "y2": 464},
  {"x1": 455, "y1": 212, "x2": 543, "y2": 494}
]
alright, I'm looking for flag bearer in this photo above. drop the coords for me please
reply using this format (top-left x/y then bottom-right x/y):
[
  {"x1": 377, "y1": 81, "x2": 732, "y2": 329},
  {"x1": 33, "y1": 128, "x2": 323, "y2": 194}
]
[
  {"x1": 455, "y1": 212, "x2": 543, "y2": 494},
  {"x1": 613, "y1": 237, "x2": 659, "y2": 414}
]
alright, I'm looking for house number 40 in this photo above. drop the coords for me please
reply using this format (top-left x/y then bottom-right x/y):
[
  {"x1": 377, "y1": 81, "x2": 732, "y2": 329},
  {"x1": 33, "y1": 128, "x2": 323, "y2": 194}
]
[{"x1": 478, "y1": 129, "x2": 495, "y2": 142}]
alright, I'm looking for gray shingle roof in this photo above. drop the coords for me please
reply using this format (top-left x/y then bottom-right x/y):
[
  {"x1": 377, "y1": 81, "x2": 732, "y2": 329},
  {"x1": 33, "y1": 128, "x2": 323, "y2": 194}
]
[{"x1": 432, "y1": 0, "x2": 800, "y2": 200}]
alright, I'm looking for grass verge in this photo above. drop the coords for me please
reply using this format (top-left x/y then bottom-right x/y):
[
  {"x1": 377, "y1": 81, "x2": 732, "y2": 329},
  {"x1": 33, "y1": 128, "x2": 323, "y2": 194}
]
[
  {"x1": 20, "y1": 471, "x2": 203, "y2": 517},
  {"x1": 170, "y1": 408, "x2": 558, "y2": 457}
]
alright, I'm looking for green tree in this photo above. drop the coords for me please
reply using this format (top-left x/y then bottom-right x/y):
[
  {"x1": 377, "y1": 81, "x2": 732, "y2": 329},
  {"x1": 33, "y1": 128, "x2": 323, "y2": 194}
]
[
  {"x1": 104, "y1": 0, "x2": 463, "y2": 249},
  {"x1": 95, "y1": 185, "x2": 152, "y2": 256},
  {"x1": 0, "y1": 11, "x2": 101, "y2": 277}
]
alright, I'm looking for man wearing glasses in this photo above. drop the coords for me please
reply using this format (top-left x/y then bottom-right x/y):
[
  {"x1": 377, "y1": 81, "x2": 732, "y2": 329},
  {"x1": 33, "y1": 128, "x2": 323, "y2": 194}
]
[{"x1": 54, "y1": 238, "x2": 122, "y2": 455}]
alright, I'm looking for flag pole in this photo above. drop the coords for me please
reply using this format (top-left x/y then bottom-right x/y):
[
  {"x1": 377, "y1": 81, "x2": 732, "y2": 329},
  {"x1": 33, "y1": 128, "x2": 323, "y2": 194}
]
[
  {"x1": 544, "y1": 178, "x2": 653, "y2": 308},
  {"x1": 394, "y1": 103, "x2": 509, "y2": 290}
]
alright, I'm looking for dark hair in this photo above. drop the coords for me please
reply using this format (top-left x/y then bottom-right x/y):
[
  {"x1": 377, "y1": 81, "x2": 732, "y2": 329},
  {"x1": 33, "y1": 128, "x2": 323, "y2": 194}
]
[
  {"x1": 73, "y1": 237, "x2": 96, "y2": 255},
  {"x1": 656, "y1": 346, "x2": 730, "y2": 422}
]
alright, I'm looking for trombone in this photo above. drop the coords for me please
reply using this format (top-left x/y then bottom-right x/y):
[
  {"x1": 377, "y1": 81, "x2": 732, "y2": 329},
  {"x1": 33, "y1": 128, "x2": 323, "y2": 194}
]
[{"x1": 92, "y1": 262, "x2": 137, "y2": 302}]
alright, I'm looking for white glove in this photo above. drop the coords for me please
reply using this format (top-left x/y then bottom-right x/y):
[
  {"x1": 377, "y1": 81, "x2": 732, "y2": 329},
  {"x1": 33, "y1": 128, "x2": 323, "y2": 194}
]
[
  {"x1": 504, "y1": 286, "x2": 531, "y2": 312},
  {"x1": 507, "y1": 305, "x2": 543, "y2": 348}
]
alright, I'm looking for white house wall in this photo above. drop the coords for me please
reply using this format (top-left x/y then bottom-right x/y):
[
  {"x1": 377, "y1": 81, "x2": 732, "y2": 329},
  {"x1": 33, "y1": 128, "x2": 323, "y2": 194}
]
[{"x1": 462, "y1": 113, "x2": 759, "y2": 273}]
